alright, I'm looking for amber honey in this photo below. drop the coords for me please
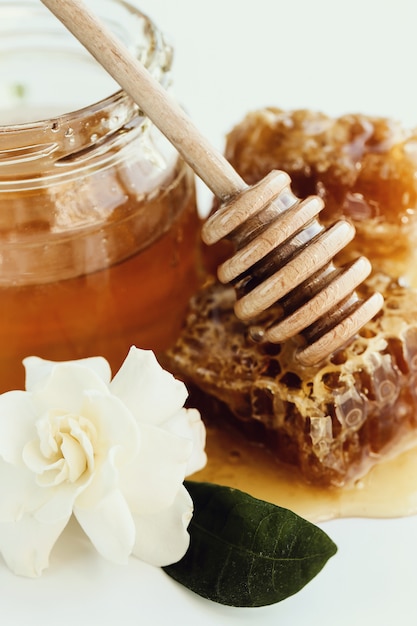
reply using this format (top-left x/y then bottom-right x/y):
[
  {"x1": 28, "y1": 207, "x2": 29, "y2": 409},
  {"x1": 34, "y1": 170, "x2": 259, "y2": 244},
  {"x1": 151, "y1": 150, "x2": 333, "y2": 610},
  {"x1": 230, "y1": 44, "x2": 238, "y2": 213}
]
[
  {"x1": 0, "y1": 172, "x2": 202, "y2": 392},
  {"x1": 192, "y1": 417, "x2": 417, "y2": 522}
]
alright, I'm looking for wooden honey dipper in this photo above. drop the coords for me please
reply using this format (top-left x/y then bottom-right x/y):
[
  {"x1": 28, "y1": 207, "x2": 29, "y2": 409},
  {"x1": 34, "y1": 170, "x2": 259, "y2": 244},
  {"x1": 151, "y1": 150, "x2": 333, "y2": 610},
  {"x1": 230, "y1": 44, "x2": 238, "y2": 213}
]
[{"x1": 41, "y1": 0, "x2": 383, "y2": 366}]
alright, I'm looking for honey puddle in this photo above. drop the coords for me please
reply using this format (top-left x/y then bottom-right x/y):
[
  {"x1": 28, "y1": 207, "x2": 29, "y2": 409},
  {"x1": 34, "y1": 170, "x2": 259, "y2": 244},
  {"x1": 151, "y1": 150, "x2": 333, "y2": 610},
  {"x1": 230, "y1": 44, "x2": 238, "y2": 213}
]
[{"x1": 191, "y1": 422, "x2": 417, "y2": 523}]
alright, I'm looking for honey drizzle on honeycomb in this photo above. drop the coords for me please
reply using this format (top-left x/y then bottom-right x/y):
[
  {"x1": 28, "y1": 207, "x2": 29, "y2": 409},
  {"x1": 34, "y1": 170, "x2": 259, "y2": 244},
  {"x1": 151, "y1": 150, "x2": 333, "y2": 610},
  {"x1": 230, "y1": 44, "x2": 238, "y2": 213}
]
[
  {"x1": 168, "y1": 275, "x2": 417, "y2": 486},
  {"x1": 167, "y1": 109, "x2": 417, "y2": 487},
  {"x1": 225, "y1": 108, "x2": 417, "y2": 285}
]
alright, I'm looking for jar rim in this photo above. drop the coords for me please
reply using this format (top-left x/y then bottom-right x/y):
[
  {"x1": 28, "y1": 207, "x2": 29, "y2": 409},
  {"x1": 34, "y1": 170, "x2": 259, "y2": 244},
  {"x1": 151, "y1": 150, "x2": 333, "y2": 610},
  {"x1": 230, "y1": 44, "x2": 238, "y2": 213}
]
[{"x1": 0, "y1": 0, "x2": 172, "y2": 131}]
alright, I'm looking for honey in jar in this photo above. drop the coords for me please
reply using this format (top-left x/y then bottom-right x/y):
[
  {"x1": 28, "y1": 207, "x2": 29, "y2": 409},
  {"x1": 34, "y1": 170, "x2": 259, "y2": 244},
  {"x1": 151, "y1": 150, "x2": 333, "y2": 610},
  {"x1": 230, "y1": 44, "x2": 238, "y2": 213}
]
[{"x1": 0, "y1": 0, "x2": 203, "y2": 392}]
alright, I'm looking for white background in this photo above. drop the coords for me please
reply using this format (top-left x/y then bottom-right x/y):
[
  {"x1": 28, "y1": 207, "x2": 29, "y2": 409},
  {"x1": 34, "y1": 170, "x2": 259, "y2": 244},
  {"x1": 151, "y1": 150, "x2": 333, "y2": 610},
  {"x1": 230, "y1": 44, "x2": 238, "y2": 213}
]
[
  {"x1": 2, "y1": 1, "x2": 417, "y2": 625},
  {"x1": 138, "y1": 0, "x2": 417, "y2": 215}
]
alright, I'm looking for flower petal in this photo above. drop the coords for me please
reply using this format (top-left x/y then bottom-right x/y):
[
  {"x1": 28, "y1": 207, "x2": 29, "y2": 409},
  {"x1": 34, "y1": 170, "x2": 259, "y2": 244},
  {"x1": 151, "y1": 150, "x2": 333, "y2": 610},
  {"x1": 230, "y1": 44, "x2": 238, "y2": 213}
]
[
  {"x1": 120, "y1": 423, "x2": 192, "y2": 516},
  {"x1": 75, "y1": 443, "x2": 122, "y2": 511},
  {"x1": 163, "y1": 408, "x2": 207, "y2": 476},
  {"x1": 24, "y1": 355, "x2": 111, "y2": 392},
  {"x1": 81, "y1": 390, "x2": 140, "y2": 464},
  {"x1": 0, "y1": 511, "x2": 71, "y2": 577},
  {"x1": 0, "y1": 459, "x2": 42, "y2": 521},
  {"x1": 74, "y1": 489, "x2": 135, "y2": 564},
  {"x1": 132, "y1": 484, "x2": 193, "y2": 566},
  {"x1": 110, "y1": 347, "x2": 188, "y2": 426},
  {"x1": 32, "y1": 362, "x2": 110, "y2": 415},
  {"x1": 0, "y1": 390, "x2": 36, "y2": 465},
  {"x1": 0, "y1": 458, "x2": 84, "y2": 526}
]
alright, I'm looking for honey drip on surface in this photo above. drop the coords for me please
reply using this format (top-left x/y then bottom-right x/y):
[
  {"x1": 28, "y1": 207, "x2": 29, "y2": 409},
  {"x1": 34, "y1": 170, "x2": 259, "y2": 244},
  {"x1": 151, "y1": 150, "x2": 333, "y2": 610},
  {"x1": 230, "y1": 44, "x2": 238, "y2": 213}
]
[{"x1": 191, "y1": 421, "x2": 417, "y2": 523}]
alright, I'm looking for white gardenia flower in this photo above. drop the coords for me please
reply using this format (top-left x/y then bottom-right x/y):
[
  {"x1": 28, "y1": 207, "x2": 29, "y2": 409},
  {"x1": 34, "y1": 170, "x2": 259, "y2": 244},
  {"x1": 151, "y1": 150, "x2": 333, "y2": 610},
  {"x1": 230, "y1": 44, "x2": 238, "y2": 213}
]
[{"x1": 0, "y1": 346, "x2": 207, "y2": 577}]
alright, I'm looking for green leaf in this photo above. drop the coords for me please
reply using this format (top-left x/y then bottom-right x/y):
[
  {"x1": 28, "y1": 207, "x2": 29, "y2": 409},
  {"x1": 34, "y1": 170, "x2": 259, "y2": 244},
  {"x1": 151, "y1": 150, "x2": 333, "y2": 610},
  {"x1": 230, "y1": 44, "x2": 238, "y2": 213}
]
[{"x1": 163, "y1": 481, "x2": 337, "y2": 607}]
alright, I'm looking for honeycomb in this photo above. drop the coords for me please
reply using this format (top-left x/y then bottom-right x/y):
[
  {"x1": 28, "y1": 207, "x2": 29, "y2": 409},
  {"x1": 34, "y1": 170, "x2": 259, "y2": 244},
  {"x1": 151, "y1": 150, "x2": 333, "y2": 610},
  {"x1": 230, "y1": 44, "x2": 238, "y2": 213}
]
[
  {"x1": 166, "y1": 109, "x2": 417, "y2": 487},
  {"x1": 224, "y1": 108, "x2": 417, "y2": 285}
]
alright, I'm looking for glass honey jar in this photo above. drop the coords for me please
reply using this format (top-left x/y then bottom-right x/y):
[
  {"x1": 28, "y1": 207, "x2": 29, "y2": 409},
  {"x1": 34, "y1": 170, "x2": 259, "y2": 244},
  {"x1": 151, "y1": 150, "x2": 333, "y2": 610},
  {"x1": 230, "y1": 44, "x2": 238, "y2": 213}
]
[{"x1": 0, "y1": 0, "x2": 203, "y2": 392}]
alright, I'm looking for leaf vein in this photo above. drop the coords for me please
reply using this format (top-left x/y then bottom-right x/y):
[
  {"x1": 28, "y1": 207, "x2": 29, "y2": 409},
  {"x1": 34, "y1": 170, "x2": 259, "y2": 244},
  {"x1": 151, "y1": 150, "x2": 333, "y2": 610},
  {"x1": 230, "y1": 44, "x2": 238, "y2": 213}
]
[{"x1": 190, "y1": 520, "x2": 332, "y2": 562}]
